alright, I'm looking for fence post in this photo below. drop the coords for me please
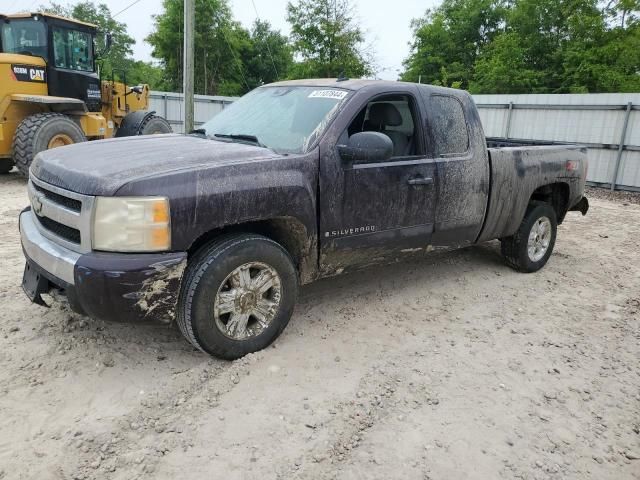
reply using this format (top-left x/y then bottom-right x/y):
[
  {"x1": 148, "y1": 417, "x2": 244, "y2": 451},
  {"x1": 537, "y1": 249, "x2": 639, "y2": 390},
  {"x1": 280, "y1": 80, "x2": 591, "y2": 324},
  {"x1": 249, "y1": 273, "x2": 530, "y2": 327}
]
[
  {"x1": 610, "y1": 102, "x2": 632, "y2": 191},
  {"x1": 505, "y1": 101, "x2": 514, "y2": 139}
]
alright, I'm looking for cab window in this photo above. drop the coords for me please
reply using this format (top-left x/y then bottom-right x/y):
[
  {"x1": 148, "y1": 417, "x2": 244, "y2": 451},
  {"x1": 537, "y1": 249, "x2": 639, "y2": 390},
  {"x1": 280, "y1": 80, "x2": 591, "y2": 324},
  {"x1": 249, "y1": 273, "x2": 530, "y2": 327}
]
[
  {"x1": 52, "y1": 27, "x2": 93, "y2": 72},
  {"x1": 345, "y1": 94, "x2": 423, "y2": 158},
  {"x1": 429, "y1": 95, "x2": 469, "y2": 157},
  {"x1": 1, "y1": 19, "x2": 47, "y2": 58}
]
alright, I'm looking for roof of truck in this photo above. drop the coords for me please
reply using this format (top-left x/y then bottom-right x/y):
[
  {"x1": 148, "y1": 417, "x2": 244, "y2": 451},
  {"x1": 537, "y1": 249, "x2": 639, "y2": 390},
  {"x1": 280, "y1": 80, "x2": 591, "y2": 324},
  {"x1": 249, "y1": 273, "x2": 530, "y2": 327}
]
[
  {"x1": 268, "y1": 78, "x2": 420, "y2": 90},
  {"x1": 1, "y1": 12, "x2": 97, "y2": 28},
  {"x1": 267, "y1": 78, "x2": 468, "y2": 97}
]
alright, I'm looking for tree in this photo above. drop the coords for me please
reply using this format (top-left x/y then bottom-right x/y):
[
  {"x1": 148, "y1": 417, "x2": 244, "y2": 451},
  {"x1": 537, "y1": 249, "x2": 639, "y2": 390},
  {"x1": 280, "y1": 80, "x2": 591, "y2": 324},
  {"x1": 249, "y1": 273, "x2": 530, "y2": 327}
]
[
  {"x1": 401, "y1": 0, "x2": 507, "y2": 88},
  {"x1": 470, "y1": 33, "x2": 544, "y2": 93},
  {"x1": 41, "y1": 2, "x2": 165, "y2": 88},
  {"x1": 402, "y1": 0, "x2": 640, "y2": 94},
  {"x1": 242, "y1": 20, "x2": 293, "y2": 88},
  {"x1": 286, "y1": 0, "x2": 373, "y2": 78},
  {"x1": 472, "y1": 0, "x2": 640, "y2": 93},
  {"x1": 148, "y1": 0, "x2": 254, "y2": 95}
]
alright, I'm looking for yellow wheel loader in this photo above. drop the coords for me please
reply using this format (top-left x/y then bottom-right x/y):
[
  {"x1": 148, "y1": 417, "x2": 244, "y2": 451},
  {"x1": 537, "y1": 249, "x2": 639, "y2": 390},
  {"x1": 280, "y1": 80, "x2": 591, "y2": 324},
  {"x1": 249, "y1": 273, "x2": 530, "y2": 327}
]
[{"x1": 0, "y1": 12, "x2": 172, "y2": 176}]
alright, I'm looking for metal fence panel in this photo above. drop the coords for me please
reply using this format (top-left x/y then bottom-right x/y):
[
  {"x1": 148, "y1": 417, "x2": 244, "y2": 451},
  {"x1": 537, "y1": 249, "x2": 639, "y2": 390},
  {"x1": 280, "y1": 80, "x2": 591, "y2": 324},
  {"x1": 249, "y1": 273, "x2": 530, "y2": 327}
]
[
  {"x1": 149, "y1": 91, "x2": 238, "y2": 133},
  {"x1": 150, "y1": 90, "x2": 640, "y2": 191},
  {"x1": 473, "y1": 93, "x2": 640, "y2": 191}
]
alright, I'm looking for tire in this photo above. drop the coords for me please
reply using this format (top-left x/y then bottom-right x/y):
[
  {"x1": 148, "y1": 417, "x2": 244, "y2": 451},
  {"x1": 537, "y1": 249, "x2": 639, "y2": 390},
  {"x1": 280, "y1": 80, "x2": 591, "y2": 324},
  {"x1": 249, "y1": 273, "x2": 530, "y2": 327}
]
[
  {"x1": 138, "y1": 115, "x2": 172, "y2": 135},
  {"x1": 13, "y1": 113, "x2": 86, "y2": 177},
  {"x1": 501, "y1": 202, "x2": 558, "y2": 273},
  {"x1": 0, "y1": 159, "x2": 14, "y2": 174},
  {"x1": 177, "y1": 234, "x2": 298, "y2": 360}
]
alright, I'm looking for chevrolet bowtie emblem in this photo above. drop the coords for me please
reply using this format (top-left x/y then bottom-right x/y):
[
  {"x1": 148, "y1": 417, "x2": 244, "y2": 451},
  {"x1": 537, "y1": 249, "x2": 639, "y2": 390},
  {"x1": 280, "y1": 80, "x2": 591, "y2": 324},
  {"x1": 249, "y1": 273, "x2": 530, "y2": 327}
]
[{"x1": 32, "y1": 192, "x2": 44, "y2": 215}]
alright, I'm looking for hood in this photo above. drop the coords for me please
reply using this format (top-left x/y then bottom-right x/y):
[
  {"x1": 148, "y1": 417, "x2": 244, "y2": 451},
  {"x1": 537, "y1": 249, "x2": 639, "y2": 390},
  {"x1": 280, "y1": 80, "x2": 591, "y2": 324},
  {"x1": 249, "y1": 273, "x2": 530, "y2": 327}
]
[{"x1": 31, "y1": 134, "x2": 282, "y2": 196}]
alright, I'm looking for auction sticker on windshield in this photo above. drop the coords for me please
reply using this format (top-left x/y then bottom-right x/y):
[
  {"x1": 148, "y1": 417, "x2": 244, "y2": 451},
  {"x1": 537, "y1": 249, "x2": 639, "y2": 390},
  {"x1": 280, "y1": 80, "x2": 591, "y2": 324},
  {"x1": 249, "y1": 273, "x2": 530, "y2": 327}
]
[{"x1": 308, "y1": 90, "x2": 349, "y2": 100}]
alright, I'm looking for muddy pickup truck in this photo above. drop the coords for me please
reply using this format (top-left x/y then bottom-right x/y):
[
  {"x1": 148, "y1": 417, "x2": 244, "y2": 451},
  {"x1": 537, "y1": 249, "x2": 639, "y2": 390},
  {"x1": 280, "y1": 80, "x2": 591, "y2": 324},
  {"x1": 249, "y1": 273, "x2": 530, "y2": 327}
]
[{"x1": 19, "y1": 79, "x2": 589, "y2": 359}]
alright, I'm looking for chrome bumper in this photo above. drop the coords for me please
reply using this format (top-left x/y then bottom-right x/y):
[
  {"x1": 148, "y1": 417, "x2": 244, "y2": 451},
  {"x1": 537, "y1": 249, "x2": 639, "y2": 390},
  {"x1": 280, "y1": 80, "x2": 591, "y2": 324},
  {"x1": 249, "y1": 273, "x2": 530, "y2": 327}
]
[{"x1": 20, "y1": 210, "x2": 80, "y2": 285}]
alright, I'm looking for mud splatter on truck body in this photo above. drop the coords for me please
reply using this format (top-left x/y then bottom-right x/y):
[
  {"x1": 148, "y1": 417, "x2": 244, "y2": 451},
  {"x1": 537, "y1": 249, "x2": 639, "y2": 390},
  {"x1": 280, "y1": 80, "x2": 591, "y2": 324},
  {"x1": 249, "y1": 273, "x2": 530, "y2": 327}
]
[{"x1": 19, "y1": 78, "x2": 589, "y2": 330}]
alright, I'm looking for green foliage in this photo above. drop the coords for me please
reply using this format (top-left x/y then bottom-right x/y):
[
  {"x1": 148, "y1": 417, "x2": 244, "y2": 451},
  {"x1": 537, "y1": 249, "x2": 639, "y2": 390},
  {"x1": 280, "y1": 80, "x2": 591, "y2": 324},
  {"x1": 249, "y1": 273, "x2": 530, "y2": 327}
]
[
  {"x1": 40, "y1": 2, "x2": 165, "y2": 89},
  {"x1": 286, "y1": 0, "x2": 373, "y2": 78},
  {"x1": 402, "y1": 0, "x2": 640, "y2": 93},
  {"x1": 148, "y1": 0, "x2": 236, "y2": 95},
  {"x1": 471, "y1": 33, "x2": 543, "y2": 94},
  {"x1": 147, "y1": 0, "x2": 293, "y2": 95},
  {"x1": 243, "y1": 20, "x2": 293, "y2": 88},
  {"x1": 401, "y1": 0, "x2": 507, "y2": 88}
]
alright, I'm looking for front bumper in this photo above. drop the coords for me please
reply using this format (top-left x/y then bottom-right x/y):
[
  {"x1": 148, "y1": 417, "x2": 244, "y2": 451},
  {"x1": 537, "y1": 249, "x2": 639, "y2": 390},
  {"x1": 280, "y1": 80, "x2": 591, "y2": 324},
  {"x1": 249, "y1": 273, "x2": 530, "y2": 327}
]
[{"x1": 20, "y1": 209, "x2": 187, "y2": 324}]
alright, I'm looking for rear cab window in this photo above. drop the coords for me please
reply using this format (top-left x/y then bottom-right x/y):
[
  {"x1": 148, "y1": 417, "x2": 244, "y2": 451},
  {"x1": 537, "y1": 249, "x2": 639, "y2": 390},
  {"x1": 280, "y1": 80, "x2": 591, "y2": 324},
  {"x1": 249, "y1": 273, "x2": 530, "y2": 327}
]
[{"x1": 427, "y1": 95, "x2": 470, "y2": 157}]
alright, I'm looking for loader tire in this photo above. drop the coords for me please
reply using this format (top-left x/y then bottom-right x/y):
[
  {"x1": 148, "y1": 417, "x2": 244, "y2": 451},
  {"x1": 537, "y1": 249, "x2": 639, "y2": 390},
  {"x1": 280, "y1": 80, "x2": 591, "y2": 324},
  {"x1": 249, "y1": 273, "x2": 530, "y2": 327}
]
[
  {"x1": 13, "y1": 113, "x2": 86, "y2": 177},
  {"x1": 139, "y1": 115, "x2": 172, "y2": 135}
]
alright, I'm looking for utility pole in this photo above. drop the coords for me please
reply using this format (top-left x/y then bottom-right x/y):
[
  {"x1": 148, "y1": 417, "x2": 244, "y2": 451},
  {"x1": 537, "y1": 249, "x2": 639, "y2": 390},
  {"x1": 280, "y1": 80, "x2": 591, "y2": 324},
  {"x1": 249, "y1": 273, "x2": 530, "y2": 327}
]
[{"x1": 183, "y1": 0, "x2": 195, "y2": 133}]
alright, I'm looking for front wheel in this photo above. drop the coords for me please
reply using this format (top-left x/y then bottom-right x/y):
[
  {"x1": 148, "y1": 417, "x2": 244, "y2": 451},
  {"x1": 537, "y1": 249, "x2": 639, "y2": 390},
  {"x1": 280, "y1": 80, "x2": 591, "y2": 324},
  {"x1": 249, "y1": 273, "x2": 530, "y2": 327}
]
[
  {"x1": 177, "y1": 234, "x2": 298, "y2": 359},
  {"x1": 501, "y1": 202, "x2": 557, "y2": 273}
]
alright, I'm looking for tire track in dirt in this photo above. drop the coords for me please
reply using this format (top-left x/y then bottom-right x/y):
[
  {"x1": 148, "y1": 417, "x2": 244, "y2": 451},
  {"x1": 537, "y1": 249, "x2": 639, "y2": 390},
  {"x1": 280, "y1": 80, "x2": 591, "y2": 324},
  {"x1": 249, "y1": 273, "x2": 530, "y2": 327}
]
[{"x1": 69, "y1": 352, "x2": 265, "y2": 479}]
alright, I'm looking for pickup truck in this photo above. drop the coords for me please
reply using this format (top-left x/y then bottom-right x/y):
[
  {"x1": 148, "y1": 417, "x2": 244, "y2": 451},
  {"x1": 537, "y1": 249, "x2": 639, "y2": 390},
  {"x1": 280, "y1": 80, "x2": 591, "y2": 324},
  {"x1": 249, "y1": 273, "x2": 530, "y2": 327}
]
[{"x1": 19, "y1": 79, "x2": 589, "y2": 359}]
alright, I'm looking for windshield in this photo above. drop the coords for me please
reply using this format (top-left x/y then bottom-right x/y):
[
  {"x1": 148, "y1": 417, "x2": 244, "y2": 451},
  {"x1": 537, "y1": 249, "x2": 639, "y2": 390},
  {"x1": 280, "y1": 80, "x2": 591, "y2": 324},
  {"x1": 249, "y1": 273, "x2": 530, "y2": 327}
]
[
  {"x1": 201, "y1": 86, "x2": 350, "y2": 154},
  {"x1": 1, "y1": 19, "x2": 47, "y2": 58},
  {"x1": 52, "y1": 27, "x2": 94, "y2": 71}
]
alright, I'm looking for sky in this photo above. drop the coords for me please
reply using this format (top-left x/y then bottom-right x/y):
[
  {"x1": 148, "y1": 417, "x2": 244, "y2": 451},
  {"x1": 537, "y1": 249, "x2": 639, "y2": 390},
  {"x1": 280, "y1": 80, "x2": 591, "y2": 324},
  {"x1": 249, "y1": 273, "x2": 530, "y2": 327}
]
[{"x1": 0, "y1": 0, "x2": 439, "y2": 80}]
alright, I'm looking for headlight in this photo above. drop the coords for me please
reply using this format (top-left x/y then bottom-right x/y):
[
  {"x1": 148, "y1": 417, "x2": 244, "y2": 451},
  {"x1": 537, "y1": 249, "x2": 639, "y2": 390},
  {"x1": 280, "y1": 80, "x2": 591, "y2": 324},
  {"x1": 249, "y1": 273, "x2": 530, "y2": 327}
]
[{"x1": 92, "y1": 197, "x2": 171, "y2": 252}]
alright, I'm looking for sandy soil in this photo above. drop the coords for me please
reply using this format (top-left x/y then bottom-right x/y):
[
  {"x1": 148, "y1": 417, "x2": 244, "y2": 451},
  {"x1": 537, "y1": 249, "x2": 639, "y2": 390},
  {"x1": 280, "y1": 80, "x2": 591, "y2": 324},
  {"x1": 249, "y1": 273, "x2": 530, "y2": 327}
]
[{"x1": 0, "y1": 170, "x2": 638, "y2": 480}]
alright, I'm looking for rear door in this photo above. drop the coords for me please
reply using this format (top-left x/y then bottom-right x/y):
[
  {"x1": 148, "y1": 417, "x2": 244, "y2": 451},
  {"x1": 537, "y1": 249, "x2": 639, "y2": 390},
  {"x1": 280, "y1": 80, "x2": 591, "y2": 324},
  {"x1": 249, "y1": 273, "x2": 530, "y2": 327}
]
[
  {"x1": 318, "y1": 86, "x2": 438, "y2": 273},
  {"x1": 418, "y1": 89, "x2": 490, "y2": 246}
]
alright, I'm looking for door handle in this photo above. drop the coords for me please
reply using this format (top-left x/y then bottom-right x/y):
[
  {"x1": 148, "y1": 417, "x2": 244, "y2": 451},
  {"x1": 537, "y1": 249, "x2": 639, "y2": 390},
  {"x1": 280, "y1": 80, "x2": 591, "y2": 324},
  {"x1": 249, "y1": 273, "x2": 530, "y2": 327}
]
[{"x1": 407, "y1": 176, "x2": 434, "y2": 186}]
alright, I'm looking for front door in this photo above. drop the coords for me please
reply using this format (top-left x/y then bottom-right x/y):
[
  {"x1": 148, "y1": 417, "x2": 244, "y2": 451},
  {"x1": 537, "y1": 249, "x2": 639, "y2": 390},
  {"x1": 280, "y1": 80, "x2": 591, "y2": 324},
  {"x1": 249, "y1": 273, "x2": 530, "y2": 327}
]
[{"x1": 318, "y1": 89, "x2": 438, "y2": 273}]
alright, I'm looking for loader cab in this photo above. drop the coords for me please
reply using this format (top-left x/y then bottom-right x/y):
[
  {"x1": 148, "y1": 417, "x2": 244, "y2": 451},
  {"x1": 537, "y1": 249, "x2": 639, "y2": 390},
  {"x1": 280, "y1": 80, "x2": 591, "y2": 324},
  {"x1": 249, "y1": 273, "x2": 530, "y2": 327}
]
[{"x1": 0, "y1": 13, "x2": 101, "y2": 111}]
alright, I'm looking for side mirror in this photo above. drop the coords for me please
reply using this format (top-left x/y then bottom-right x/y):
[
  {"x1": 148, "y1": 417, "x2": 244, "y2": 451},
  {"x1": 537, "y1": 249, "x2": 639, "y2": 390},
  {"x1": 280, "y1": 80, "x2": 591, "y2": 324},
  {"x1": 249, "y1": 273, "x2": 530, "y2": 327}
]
[
  {"x1": 337, "y1": 131, "x2": 393, "y2": 164},
  {"x1": 105, "y1": 32, "x2": 113, "y2": 52}
]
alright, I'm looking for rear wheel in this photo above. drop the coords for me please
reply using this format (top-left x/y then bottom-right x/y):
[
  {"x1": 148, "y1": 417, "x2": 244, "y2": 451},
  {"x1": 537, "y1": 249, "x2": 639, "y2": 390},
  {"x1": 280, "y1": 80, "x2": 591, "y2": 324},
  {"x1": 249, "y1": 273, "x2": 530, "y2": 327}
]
[
  {"x1": 13, "y1": 113, "x2": 86, "y2": 177},
  {"x1": 501, "y1": 202, "x2": 557, "y2": 273},
  {"x1": 138, "y1": 115, "x2": 172, "y2": 135},
  {"x1": 0, "y1": 159, "x2": 14, "y2": 174},
  {"x1": 177, "y1": 234, "x2": 298, "y2": 360}
]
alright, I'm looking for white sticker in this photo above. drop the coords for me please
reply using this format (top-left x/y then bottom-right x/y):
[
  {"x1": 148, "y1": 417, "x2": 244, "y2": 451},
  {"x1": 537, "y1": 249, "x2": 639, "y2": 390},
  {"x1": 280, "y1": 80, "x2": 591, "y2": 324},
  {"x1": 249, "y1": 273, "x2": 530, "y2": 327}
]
[{"x1": 308, "y1": 89, "x2": 348, "y2": 100}]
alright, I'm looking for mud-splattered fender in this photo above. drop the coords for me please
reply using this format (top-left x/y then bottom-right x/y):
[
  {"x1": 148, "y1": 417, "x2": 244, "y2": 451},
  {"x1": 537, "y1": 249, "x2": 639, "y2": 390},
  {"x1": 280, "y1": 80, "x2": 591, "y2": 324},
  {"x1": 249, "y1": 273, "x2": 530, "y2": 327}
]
[
  {"x1": 477, "y1": 146, "x2": 588, "y2": 243},
  {"x1": 73, "y1": 251, "x2": 188, "y2": 324}
]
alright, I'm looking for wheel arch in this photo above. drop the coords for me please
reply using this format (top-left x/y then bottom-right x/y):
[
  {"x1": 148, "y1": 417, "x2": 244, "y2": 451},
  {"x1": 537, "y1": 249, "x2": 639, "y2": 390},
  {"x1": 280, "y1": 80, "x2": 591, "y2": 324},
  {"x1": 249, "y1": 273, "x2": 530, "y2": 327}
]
[
  {"x1": 187, "y1": 216, "x2": 317, "y2": 284},
  {"x1": 529, "y1": 182, "x2": 570, "y2": 224},
  {"x1": 9, "y1": 94, "x2": 87, "y2": 114}
]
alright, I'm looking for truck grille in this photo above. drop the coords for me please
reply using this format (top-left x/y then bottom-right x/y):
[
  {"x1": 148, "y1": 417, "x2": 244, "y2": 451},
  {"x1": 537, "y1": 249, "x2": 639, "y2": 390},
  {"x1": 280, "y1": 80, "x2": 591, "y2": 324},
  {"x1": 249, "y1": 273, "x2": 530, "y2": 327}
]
[
  {"x1": 28, "y1": 176, "x2": 95, "y2": 253},
  {"x1": 33, "y1": 183, "x2": 82, "y2": 212},
  {"x1": 35, "y1": 213, "x2": 82, "y2": 244}
]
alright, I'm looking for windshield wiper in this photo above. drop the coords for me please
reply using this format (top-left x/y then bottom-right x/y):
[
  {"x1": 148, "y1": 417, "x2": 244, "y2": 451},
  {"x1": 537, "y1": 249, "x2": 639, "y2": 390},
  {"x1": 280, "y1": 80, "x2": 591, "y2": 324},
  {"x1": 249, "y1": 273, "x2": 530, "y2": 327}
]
[
  {"x1": 213, "y1": 133, "x2": 266, "y2": 148},
  {"x1": 190, "y1": 128, "x2": 207, "y2": 135}
]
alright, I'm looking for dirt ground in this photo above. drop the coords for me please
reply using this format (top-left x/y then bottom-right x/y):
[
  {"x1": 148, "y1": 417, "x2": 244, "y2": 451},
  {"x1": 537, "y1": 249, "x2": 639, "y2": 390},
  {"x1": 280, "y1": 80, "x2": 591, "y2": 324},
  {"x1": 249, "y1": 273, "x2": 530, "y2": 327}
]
[{"x1": 0, "y1": 170, "x2": 638, "y2": 480}]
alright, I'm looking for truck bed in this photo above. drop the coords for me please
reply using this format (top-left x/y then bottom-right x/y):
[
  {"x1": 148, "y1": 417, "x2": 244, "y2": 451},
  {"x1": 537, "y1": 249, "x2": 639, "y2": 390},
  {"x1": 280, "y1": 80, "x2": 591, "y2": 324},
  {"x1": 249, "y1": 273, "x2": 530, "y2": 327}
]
[{"x1": 477, "y1": 141, "x2": 588, "y2": 243}]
